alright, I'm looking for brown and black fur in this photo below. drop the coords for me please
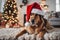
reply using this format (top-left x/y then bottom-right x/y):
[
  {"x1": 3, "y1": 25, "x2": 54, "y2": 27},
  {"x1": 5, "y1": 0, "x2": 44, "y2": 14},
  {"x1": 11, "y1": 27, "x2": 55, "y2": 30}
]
[{"x1": 15, "y1": 14, "x2": 53, "y2": 39}]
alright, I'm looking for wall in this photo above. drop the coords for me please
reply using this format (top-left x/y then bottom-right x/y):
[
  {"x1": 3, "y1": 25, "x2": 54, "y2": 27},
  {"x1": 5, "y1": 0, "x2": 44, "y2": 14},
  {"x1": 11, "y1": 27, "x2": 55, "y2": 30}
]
[
  {"x1": 0, "y1": 0, "x2": 2, "y2": 12},
  {"x1": 59, "y1": 0, "x2": 60, "y2": 11},
  {"x1": 46, "y1": 0, "x2": 56, "y2": 11},
  {"x1": 0, "y1": 0, "x2": 6, "y2": 12}
]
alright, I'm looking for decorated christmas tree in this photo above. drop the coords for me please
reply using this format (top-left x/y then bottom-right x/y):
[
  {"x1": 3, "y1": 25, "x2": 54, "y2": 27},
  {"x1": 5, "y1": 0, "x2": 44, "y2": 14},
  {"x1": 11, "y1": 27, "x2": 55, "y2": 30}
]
[{"x1": 2, "y1": 0, "x2": 19, "y2": 28}]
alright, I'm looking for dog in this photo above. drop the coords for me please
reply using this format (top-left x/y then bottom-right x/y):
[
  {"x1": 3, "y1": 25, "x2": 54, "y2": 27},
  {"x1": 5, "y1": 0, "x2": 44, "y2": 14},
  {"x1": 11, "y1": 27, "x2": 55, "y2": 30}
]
[{"x1": 15, "y1": 13, "x2": 53, "y2": 40}]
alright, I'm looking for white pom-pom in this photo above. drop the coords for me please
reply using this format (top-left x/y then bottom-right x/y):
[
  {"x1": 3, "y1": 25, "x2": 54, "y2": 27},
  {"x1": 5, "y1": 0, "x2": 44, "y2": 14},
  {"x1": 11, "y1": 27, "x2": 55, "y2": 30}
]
[{"x1": 25, "y1": 22, "x2": 30, "y2": 27}]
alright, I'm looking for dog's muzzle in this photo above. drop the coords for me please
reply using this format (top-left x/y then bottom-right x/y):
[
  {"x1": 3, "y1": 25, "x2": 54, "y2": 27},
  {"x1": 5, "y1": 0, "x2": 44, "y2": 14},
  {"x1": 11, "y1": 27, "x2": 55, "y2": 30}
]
[
  {"x1": 30, "y1": 19, "x2": 38, "y2": 27},
  {"x1": 30, "y1": 19, "x2": 36, "y2": 26},
  {"x1": 31, "y1": 19, "x2": 35, "y2": 24}
]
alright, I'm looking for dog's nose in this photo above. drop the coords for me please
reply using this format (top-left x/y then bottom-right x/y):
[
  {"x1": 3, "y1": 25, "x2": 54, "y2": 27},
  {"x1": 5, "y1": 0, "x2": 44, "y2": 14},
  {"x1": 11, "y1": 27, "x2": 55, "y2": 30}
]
[{"x1": 31, "y1": 19, "x2": 35, "y2": 24}]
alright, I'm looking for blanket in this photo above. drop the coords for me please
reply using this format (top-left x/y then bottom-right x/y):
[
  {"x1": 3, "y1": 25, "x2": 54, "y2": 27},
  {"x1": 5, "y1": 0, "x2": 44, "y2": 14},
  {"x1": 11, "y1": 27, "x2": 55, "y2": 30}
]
[{"x1": 0, "y1": 28, "x2": 60, "y2": 40}]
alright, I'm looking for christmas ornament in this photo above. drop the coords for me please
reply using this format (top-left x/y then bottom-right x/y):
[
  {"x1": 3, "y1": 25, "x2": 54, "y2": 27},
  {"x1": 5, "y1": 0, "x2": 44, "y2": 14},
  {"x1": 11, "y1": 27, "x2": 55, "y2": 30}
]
[
  {"x1": 13, "y1": 5, "x2": 16, "y2": 8},
  {"x1": 4, "y1": 20, "x2": 7, "y2": 22},
  {"x1": 7, "y1": 16, "x2": 9, "y2": 19},
  {"x1": 12, "y1": 21, "x2": 14, "y2": 23},
  {"x1": 2, "y1": 17, "x2": 4, "y2": 19},
  {"x1": 8, "y1": 0, "x2": 10, "y2": 3},
  {"x1": 13, "y1": 11, "x2": 16, "y2": 13},
  {"x1": 5, "y1": 11, "x2": 7, "y2": 13},
  {"x1": 14, "y1": 20, "x2": 17, "y2": 22},
  {"x1": 14, "y1": 10, "x2": 17, "y2": 12},
  {"x1": 12, "y1": 18, "x2": 14, "y2": 20},
  {"x1": 11, "y1": 16, "x2": 13, "y2": 18},
  {"x1": 15, "y1": 17, "x2": 18, "y2": 19},
  {"x1": 7, "y1": 4, "x2": 8, "y2": 5},
  {"x1": 9, "y1": 10, "x2": 11, "y2": 13},
  {"x1": 12, "y1": 2, "x2": 13, "y2": 4},
  {"x1": 10, "y1": 5, "x2": 12, "y2": 7},
  {"x1": 6, "y1": 7, "x2": 7, "y2": 9}
]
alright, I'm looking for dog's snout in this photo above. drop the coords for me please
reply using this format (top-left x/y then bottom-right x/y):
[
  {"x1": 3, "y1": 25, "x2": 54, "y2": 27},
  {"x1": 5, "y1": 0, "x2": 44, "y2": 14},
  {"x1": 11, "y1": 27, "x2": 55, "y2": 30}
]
[{"x1": 31, "y1": 19, "x2": 35, "y2": 24}]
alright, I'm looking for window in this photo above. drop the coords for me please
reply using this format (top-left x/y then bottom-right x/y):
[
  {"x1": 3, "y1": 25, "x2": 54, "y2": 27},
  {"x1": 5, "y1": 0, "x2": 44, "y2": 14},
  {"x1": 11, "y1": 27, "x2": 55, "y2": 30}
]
[
  {"x1": 1, "y1": 0, "x2": 6, "y2": 12},
  {"x1": 56, "y1": 0, "x2": 60, "y2": 12}
]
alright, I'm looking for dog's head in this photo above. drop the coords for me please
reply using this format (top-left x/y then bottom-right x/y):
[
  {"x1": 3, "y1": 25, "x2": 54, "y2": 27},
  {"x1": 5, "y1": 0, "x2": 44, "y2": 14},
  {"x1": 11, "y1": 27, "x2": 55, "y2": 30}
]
[{"x1": 29, "y1": 13, "x2": 43, "y2": 27}]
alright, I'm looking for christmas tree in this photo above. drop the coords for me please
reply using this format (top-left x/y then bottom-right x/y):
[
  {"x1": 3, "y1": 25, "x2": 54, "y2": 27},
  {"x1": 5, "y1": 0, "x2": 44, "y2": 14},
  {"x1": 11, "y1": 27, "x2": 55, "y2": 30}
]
[{"x1": 3, "y1": 0, "x2": 19, "y2": 27}]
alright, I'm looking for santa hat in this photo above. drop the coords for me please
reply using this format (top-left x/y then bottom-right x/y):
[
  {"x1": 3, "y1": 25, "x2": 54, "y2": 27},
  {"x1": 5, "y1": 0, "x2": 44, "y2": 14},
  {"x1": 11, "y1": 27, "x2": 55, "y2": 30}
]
[{"x1": 25, "y1": 2, "x2": 44, "y2": 27}]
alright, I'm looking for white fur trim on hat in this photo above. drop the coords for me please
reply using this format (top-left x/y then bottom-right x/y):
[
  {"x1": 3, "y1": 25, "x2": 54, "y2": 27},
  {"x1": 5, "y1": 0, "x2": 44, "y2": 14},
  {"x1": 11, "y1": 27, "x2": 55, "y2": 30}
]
[
  {"x1": 31, "y1": 8, "x2": 44, "y2": 15},
  {"x1": 25, "y1": 22, "x2": 30, "y2": 27}
]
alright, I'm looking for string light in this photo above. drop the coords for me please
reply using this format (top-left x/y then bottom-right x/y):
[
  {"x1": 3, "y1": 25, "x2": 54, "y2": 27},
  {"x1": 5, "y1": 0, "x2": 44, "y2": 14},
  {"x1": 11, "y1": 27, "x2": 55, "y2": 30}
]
[{"x1": 8, "y1": 0, "x2": 10, "y2": 3}]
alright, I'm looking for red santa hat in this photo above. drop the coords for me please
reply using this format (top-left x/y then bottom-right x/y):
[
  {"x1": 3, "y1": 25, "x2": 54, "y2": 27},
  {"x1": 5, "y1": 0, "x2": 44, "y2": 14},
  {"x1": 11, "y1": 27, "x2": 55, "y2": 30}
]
[{"x1": 25, "y1": 2, "x2": 44, "y2": 27}]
